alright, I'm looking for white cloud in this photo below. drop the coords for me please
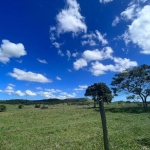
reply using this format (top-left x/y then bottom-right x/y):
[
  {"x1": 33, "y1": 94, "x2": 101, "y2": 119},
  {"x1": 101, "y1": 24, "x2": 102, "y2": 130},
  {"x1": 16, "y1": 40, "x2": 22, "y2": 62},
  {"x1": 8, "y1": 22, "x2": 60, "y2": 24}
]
[
  {"x1": 95, "y1": 30, "x2": 108, "y2": 45},
  {"x1": 122, "y1": 5, "x2": 150, "y2": 54},
  {"x1": 66, "y1": 50, "x2": 71, "y2": 60},
  {"x1": 4, "y1": 85, "x2": 14, "y2": 95},
  {"x1": 82, "y1": 47, "x2": 113, "y2": 62},
  {"x1": 72, "y1": 52, "x2": 78, "y2": 57},
  {"x1": 25, "y1": 90, "x2": 37, "y2": 96},
  {"x1": 45, "y1": 89, "x2": 62, "y2": 93},
  {"x1": 37, "y1": 58, "x2": 48, "y2": 64},
  {"x1": 0, "y1": 90, "x2": 3, "y2": 92},
  {"x1": 121, "y1": 4, "x2": 138, "y2": 20},
  {"x1": 15, "y1": 90, "x2": 26, "y2": 96},
  {"x1": 112, "y1": 16, "x2": 120, "y2": 26},
  {"x1": 73, "y1": 58, "x2": 87, "y2": 70},
  {"x1": 74, "y1": 85, "x2": 88, "y2": 91},
  {"x1": 52, "y1": 42, "x2": 62, "y2": 49},
  {"x1": 58, "y1": 50, "x2": 64, "y2": 56},
  {"x1": 81, "y1": 30, "x2": 108, "y2": 46},
  {"x1": 50, "y1": 26, "x2": 56, "y2": 31},
  {"x1": 59, "y1": 92, "x2": 76, "y2": 99},
  {"x1": 90, "y1": 57, "x2": 138, "y2": 76},
  {"x1": 8, "y1": 68, "x2": 52, "y2": 83},
  {"x1": 56, "y1": 0, "x2": 87, "y2": 34},
  {"x1": 16, "y1": 60, "x2": 22, "y2": 63},
  {"x1": 99, "y1": 0, "x2": 113, "y2": 3},
  {"x1": 38, "y1": 89, "x2": 76, "y2": 99},
  {"x1": 56, "y1": 76, "x2": 62, "y2": 80},
  {"x1": 36, "y1": 87, "x2": 42, "y2": 90},
  {"x1": 38, "y1": 91, "x2": 55, "y2": 99},
  {"x1": 0, "y1": 40, "x2": 27, "y2": 64},
  {"x1": 81, "y1": 40, "x2": 97, "y2": 46},
  {"x1": 68, "y1": 69, "x2": 72, "y2": 72}
]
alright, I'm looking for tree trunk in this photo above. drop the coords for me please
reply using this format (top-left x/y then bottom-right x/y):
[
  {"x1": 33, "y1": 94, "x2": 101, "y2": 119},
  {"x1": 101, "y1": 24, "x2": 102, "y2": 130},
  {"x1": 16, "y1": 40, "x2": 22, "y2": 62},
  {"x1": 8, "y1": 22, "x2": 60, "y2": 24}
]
[{"x1": 143, "y1": 97, "x2": 148, "y2": 108}]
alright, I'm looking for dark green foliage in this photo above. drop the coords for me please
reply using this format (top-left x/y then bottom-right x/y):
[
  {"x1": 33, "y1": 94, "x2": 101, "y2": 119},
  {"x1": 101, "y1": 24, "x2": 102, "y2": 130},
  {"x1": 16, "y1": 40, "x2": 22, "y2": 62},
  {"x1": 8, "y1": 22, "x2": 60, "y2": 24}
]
[
  {"x1": 35, "y1": 104, "x2": 41, "y2": 108},
  {"x1": 41, "y1": 105, "x2": 48, "y2": 109},
  {"x1": 18, "y1": 105, "x2": 23, "y2": 109},
  {"x1": 0, "y1": 105, "x2": 6, "y2": 112},
  {"x1": 111, "y1": 64, "x2": 150, "y2": 108},
  {"x1": 85, "y1": 82, "x2": 113, "y2": 107}
]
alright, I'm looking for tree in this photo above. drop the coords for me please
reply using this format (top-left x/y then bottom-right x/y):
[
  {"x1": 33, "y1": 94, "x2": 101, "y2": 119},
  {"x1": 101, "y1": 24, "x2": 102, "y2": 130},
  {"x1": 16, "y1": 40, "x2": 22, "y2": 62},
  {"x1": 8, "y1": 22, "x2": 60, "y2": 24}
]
[
  {"x1": 111, "y1": 64, "x2": 150, "y2": 108},
  {"x1": 85, "y1": 83, "x2": 113, "y2": 107}
]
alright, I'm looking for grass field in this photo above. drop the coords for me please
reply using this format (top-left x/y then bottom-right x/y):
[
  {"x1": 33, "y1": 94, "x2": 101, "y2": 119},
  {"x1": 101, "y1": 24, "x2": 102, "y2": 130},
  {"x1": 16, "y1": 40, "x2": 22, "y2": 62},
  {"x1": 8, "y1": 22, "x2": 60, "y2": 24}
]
[{"x1": 0, "y1": 103, "x2": 150, "y2": 150}]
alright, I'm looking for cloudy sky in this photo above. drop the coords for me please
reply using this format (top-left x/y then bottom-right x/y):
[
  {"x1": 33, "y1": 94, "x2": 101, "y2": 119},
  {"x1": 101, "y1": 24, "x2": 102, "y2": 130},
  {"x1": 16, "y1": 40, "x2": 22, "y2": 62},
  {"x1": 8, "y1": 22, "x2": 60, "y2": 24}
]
[{"x1": 0, "y1": 0, "x2": 150, "y2": 100}]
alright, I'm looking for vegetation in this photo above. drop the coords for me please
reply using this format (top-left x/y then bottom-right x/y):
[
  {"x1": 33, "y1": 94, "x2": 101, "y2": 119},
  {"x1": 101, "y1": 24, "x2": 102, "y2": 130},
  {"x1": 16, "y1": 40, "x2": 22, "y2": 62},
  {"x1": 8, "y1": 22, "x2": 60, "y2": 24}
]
[
  {"x1": 18, "y1": 104, "x2": 23, "y2": 109},
  {"x1": 0, "y1": 104, "x2": 6, "y2": 112},
  {"x1": 85, "y1": 83, "x2": 113, "y2": 107},
  {"x1": 0, "y1": 103, "x2": 150, "y2": 150},
  {"x1": 111, "y1": 64, "x2": 150, "y2": 108}
]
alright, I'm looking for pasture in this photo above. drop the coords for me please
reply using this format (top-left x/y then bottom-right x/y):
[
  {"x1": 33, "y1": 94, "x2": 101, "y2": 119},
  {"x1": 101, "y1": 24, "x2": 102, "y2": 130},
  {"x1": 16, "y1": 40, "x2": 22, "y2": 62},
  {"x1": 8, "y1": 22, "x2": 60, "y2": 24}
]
[{"x1": 0, "y1": 103, "x2": 150, "y2": 150}]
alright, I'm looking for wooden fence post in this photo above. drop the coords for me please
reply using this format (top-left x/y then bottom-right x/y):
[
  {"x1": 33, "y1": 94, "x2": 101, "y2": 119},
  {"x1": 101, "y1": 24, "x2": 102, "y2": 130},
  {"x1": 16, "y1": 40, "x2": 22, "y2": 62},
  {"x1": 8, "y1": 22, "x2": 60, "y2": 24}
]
[{"x1": 99, "y1": 100, "x2": 109, "y2": 150}]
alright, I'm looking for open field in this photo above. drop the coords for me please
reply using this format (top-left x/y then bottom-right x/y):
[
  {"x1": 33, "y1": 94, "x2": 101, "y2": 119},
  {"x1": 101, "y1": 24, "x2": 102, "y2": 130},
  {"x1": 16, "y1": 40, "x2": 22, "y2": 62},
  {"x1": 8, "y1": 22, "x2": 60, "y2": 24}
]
[{"x1": 0, "y1": 103, "x2": 150, "y2": 150}]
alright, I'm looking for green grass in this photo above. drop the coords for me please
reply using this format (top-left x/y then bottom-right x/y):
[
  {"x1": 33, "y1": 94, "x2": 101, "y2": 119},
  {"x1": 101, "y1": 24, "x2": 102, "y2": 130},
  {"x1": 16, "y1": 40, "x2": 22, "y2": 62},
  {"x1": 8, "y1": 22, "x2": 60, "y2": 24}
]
[{"x1": 0, "y1": 103, "x2": 150, "y2": 150}]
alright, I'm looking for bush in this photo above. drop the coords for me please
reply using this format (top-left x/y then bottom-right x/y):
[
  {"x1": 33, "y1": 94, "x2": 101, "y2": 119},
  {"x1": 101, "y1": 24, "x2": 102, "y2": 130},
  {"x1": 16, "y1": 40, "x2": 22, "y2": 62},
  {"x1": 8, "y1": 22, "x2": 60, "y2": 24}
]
[
  {"x1": 0, "y1": 105, "x2": 6, "y2": 112},
  {"x1": 41, "y1": 105, "x2": 48, "y2": 109},
  {"x1": 35, "y1": 104, "x2": 41, "y2": 108},
  {"x1": 18, "y1": 105, "x2": 23, "y2": 109}
]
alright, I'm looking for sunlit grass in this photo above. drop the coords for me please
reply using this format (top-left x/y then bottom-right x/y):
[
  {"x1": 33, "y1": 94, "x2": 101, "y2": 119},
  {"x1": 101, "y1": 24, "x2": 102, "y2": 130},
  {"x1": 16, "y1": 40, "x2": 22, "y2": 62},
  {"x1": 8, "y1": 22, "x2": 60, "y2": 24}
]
[{"x1": 0, "y1": 103, "x2": 150, "y2": 150}]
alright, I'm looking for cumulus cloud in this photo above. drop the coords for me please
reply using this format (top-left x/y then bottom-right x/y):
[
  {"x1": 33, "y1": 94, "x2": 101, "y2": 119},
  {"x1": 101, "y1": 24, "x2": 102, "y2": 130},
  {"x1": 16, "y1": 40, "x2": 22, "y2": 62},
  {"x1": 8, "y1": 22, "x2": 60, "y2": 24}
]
[
  {"x1": 112, "y1": 16, "x2": 120, "y2": 26},
  {"x1": 56, "y1": 0, "x2": 87, "y2": 34},
  {"x1": 37, "y1": 58, "x2": 48, "y2": 64},
  {"x1": 56, "y1": 76, "x2": 62, "y2": 80},
  {"x1": 122, "y1": 5, "x2": 150, "y2": 54},
  {"x1": 74, "y1": 85, "x2": 88, "y2": 91},
  {"x1": 4, "y1": 85, "x2": 14, "y2": 95},
  {"x1": 38, "y1": 89, "x2": 76, "y2": 99},
  {"x1": 90, "y1": 57, "x2": 138, "y2": 76},
  {"x1": 8, "y1": 68, "x2": 52, "y2": 83},
  {"x1": 25, "y1": 90, "x2": 37, "y2": 96},
  {"x1": 73, "y1": 58, "x2": 87, "y2": 70},
  {"x1": 0, "y1": 40, "x2": 27, "y2": 64},
  {"x1": 82, "y1": 47, "x2": 113, "y2": 62},
  {"x1": 15, "y1": 90, "x2": 26, "y2": 96},
  {"x1": 38, "y1": 91, "x2": 55, "y2": 99},
  {"x1": 99, "y1": 0, "x2": 113, "y2": 3}
]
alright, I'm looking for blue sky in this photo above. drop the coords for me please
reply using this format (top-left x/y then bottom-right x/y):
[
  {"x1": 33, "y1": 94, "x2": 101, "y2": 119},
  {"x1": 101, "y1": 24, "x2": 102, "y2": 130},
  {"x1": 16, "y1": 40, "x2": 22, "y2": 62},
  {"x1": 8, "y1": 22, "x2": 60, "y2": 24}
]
[{"x1": 0, "y1": 0, "x2": 150, "y2": 100}]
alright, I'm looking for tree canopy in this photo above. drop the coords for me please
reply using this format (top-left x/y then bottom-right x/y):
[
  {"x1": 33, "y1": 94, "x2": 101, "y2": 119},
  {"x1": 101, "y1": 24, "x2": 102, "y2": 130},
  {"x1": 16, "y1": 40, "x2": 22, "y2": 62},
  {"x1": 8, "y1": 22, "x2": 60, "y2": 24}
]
[
  {"x1": 111, "y1": 64, "x2": 150, "y2": 107},
  {"x1": 85, "y1": 83, "x2": 113, "y2": 107}
]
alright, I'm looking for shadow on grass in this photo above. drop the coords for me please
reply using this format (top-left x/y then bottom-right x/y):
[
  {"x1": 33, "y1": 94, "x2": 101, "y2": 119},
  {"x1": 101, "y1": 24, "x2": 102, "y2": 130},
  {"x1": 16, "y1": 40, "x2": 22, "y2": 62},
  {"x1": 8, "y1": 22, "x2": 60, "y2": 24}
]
[
  {"x1": 136, "y1": 137, "x2": 150, "y2": 148},
  {"x1": 93, "y1": 106, "x2": 150, "y2": 114}
]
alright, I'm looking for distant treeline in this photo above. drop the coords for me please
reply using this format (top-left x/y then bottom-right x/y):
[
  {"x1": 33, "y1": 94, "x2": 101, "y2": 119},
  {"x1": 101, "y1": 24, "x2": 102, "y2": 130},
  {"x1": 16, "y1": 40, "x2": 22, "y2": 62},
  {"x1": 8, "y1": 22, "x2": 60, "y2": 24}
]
[{"x1": 0, "y1": 98, "x2": 92, "y2": 105}]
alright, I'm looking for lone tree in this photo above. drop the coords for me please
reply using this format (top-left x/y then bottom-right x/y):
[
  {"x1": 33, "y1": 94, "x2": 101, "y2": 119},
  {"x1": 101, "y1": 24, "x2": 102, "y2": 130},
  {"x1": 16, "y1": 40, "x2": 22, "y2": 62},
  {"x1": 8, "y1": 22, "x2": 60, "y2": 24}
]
[
  {"x1": 111, "y1": 64, "x2": 150, "y2": 108},
  {"x1": 85, "y1": 83, "x2": 113, "y2": 107}
]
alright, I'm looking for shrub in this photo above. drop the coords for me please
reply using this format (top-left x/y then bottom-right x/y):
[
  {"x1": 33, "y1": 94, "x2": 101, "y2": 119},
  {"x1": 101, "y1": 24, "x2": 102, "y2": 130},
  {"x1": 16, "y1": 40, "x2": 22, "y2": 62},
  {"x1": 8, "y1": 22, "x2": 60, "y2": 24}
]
[
  {"x1": 18, "y1": 105, "x2": 23, "y2": 109},
  {"x1": 41, "y1": 105, "x2": 48, "y2": 109},
  {"x1": 35, "y1": 104, "x2": 41, "y2": 108},
  {"x1": 0, "y1": 105, "x2": 6, "y2": 112}
]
